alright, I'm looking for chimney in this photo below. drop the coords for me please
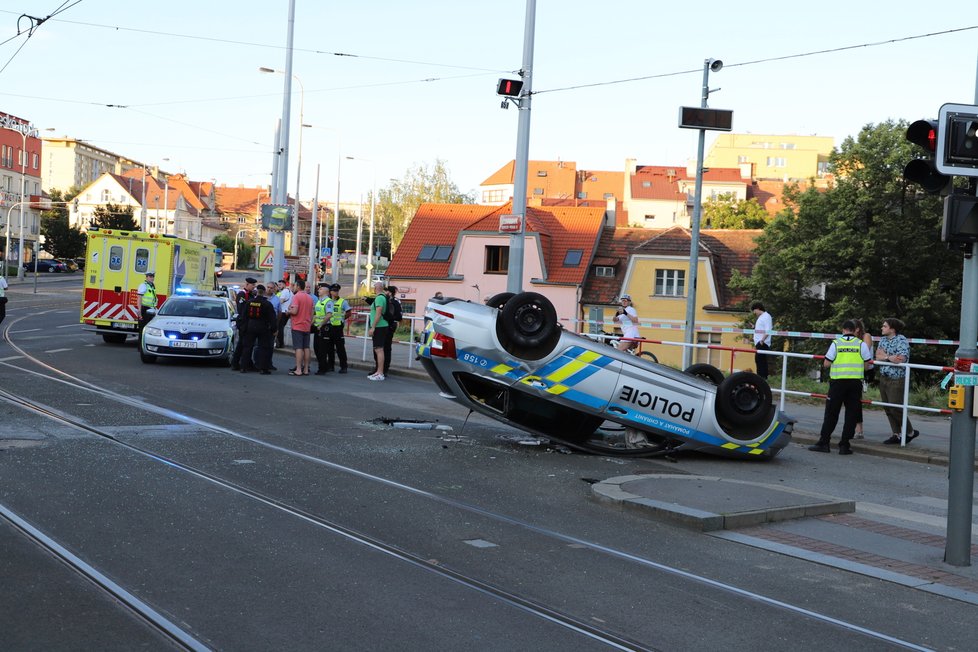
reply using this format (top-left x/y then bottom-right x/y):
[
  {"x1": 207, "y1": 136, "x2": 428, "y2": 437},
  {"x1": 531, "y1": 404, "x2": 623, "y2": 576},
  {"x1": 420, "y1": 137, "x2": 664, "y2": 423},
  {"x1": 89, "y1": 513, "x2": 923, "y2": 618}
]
[
  {"x1": 605, "y1": 197, "x2": 616, "y2": 226},
  {"x1": 624, "y1": 157, "x2": 636, "y2": 206}
]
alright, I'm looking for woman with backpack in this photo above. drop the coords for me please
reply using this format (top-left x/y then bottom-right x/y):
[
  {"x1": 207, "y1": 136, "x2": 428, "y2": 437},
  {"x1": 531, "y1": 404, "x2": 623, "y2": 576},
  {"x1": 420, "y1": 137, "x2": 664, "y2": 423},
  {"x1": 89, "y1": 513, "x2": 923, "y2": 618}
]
[{"x1": 383, "y1": 285, "x2": 403, "y2": 376}]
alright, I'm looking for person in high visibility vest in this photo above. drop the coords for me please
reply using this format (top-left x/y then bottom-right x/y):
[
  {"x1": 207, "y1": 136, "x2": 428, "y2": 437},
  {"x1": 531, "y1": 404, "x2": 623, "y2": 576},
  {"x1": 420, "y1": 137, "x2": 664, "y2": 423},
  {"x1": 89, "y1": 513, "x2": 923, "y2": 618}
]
[
  {"x1": 324, "y1": 283, "x2": 351, "y2": 374},
  {"x1": 136, "y1": 271, "x2": 158, "y2": 333},
  {"x1": 809, "y1": 319, "x2": 872, "y2": 455},
  {"x1": 312, "y1": 284, "x2": 332, "y2": 375}
]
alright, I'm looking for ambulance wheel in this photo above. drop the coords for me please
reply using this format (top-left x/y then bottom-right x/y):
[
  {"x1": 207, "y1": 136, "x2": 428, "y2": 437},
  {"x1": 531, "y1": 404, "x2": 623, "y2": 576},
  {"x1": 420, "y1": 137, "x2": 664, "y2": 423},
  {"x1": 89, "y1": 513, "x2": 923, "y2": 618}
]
[{"x1": 102, "y1": 333, "x2": 127, "y2": 344}]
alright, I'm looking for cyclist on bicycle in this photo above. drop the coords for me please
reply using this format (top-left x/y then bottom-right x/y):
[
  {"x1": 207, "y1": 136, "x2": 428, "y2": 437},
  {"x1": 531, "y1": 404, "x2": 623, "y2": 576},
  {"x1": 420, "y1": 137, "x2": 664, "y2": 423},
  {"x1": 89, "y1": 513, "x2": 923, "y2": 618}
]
[{"x1": 614, "y1": 295, "x2": 641, "y2": 352}]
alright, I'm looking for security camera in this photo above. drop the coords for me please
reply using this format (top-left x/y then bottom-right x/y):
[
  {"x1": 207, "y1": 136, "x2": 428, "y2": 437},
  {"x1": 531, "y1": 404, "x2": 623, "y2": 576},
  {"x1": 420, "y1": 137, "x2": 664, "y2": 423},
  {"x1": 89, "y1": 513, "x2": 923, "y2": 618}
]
[{"x1": 709, "y1": 59, "x2": 723, "y2": 73}]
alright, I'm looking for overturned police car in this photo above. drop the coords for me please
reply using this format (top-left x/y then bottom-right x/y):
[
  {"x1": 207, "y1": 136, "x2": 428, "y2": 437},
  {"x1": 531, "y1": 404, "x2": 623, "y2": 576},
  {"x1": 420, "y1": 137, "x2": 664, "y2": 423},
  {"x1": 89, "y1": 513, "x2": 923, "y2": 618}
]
[{"x1": 418, "y1": 292, "x2": 792, "y2": 459}]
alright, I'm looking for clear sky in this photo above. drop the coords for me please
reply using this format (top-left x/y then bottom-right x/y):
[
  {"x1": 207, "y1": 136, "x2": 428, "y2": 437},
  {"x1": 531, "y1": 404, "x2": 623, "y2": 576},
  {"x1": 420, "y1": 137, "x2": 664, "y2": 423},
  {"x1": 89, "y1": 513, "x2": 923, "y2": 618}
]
[{"x1": 2, "y1": 1, "x2": 976, "y2": 202}]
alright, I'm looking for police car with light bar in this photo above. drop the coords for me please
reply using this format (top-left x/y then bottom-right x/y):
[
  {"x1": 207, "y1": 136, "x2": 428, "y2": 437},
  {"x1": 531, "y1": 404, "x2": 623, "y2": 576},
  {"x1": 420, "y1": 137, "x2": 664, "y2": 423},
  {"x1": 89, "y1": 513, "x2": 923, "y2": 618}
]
[
  {"x1": 139, "y1": 288, "x2": 237, "y2": 365},
  {"x1": 418, "y1": 291, "x2": 793, "y2": 459}
]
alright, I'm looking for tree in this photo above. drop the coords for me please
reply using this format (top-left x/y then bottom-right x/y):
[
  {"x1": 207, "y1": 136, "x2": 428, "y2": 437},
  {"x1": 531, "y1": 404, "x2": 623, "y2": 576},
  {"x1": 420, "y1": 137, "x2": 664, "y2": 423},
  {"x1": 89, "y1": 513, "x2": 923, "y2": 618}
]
[
  {"x1": 213, "y1": 234, "x2": 253, "y2": 269},
  {"x1": 702, "y1": 194, "x2": 770, "y2": 229},
  {"x1": 40, "y1": 188, "x2": 86, "y2": 259},
  {"x1": 731, "y1": 120, "x2": 961, "y2": 366},
  {"x1": 92, "y1": 203, "x2": 138, "y2": 231},
  {"x1": 375, "y1": 159, "x2": 473, "y2": 255}
]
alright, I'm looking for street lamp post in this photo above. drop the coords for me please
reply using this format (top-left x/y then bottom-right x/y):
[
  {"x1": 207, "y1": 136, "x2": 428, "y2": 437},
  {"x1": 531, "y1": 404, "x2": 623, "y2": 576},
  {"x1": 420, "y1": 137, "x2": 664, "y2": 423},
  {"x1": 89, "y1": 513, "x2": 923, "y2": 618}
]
[
  {"x1": 346, "y1": 157, "x2": 376, "y2": 288},
  {"x1": 260, "y1": 66, "x2": 304, "y2": 258}
]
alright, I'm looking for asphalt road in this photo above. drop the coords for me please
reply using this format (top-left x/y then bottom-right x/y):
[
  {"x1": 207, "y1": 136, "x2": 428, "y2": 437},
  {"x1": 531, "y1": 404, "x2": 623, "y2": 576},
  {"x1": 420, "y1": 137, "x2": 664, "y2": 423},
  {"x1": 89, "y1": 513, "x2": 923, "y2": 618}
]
[{"x1": 0, "y1": 272, "x2": 975, "y2": 651}]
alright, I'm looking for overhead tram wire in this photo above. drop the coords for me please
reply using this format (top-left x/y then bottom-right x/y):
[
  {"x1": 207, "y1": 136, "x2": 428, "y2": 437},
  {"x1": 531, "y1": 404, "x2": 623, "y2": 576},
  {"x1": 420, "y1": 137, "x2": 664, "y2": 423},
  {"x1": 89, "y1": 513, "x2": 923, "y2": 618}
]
[
  {"x1": 0, "y1": 0, "x2": 84, "y2": 74},
  {"x1": 0, "y1": 11, "x2": 507, "y2": 73},
  {"x1": 533, "y1": 24, "x2": 978, "y2": 96}
]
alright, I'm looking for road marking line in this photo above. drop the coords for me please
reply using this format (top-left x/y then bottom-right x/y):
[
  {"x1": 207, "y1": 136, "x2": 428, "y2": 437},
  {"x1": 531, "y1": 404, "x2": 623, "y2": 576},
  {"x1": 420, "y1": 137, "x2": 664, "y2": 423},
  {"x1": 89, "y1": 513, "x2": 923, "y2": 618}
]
[
  {"x1": 0, "y1": 356, "x2": 23, "y2": 362},
  {"x1": 44, "y1": 348, "x2": 72, "y2": 354},
  {"x1": 56, "y1": 324, "x2": 78, "y2": 329},
  {"x1": 9, "y1": 328, "x2": 40, "y2": 333}
]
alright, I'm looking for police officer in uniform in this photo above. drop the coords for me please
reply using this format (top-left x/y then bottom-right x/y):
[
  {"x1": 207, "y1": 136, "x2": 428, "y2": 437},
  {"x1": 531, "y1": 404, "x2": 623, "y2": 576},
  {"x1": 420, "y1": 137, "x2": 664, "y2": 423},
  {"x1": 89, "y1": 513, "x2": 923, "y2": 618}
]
[
  {"x1": 312, "y1": 284, "x2": 332, "y2": 374},
  {"x1": 809, "y1": 319, "x2": 872, "y2": 455},
  {"x1": 230, "y1": 277, "x2": 257, "y2": 370},
  {"x1": 136, "y1": 271, "x2": 158, "y2": 333},
  {"x1": 239, "y1": 283, "x2": 276, "y2": 374},
  {"x1": 325, "y1": 283, "x2": 351, "y2": 373}
]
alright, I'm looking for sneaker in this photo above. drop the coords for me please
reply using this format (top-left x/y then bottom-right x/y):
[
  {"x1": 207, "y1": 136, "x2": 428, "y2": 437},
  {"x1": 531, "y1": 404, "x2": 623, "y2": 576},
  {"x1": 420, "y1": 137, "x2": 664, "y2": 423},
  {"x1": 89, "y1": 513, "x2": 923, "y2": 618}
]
[
  {"x1": 906, "y1": 429, "x2": 920, "y2": 443},
  {"x1": 883, "y1": 435, "x2": 901, "y2": 445},
  {"x1": 368, "y1": 374, "x2": 386, "y2": 381},
  {"x1": 838, "y1": 446, "x2": 853, "y2": 455},
  {"x1": 853, "y1": 431, "x2": 864, "y2": 440},
  {"x1": 808, "y1": 443, "x2": 830, "y2": 453}
]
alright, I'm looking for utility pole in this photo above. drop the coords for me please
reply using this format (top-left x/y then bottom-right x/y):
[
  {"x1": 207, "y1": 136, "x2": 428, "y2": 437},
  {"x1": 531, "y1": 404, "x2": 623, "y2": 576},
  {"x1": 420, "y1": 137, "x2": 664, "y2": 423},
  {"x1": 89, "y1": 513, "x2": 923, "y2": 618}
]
[
  {"x1": 505, "y1": 0, "x2": 536, "y2": 295},
  {"x1": 271, "y1": 0, "x2": 296, "y2": 283}
]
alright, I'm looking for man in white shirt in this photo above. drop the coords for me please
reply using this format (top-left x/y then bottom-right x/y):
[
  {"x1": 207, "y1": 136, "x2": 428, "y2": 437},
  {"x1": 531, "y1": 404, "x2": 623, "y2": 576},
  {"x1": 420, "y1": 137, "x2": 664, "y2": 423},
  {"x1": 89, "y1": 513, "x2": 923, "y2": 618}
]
[
  {"x1": 276, "y1": 280, "x2": 294, "y2": 348},
  {"x1": 751, "y1": 301, "x2": 773, "y2": 378},
  {"x1": 0, "y1": 272, "x2": 8, "y2": 327}
]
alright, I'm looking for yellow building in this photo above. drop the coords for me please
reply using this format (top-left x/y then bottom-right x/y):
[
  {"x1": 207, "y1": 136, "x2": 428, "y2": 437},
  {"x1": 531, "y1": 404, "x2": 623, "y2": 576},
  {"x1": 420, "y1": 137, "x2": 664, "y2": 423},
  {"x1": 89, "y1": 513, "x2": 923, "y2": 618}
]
[
  {"x1": 705, "y1": 133, "x2": 835, "y2": 182},
  {"x1": 581, "y1": 226, "x2": 761, "y2": 371}
]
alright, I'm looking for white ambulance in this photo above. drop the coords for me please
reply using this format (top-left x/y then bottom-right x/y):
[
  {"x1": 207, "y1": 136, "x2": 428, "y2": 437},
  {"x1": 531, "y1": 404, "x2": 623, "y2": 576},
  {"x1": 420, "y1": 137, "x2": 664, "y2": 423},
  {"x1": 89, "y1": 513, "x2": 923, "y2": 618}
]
[{"x1": 80, "y1": 229, "x2": 218, "y2": 343}]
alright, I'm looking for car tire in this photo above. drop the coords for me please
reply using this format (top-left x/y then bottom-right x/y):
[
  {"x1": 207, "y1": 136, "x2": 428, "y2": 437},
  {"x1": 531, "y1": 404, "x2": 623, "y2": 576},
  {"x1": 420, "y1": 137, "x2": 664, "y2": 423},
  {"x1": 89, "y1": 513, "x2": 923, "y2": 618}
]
[
  {"x1": 485, "y1": 292, "x2": 515, "y2": 310},
  {"x1": 715, "y1": 371, "x2": 773, "y2": 435},
  {"x1": 637, "y1": 350, "x2": 659, "y2": 364},
  {"x1": 102, "y1": 333, "x2": 127, "y2": 344},
  {"x1": 497, "y1": 292, "x2": 560, "y2": 360},
  {"x1": 140, "y1": 350, "x2": 157, "y2": 363},
  {"x1": 684, "y1": 363, "x2": 724, "y2": 385}
]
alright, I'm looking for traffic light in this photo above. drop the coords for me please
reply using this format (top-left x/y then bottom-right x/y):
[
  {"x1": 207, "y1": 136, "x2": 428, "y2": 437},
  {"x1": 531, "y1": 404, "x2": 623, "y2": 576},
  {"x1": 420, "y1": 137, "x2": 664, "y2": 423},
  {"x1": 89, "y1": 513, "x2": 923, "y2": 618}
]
[
  {"x1": 904, "y1": 119, "x2": 951, "y2": 194},
  {"x1": 496, "y1": 78, "x2": 523, "y2": 97}
]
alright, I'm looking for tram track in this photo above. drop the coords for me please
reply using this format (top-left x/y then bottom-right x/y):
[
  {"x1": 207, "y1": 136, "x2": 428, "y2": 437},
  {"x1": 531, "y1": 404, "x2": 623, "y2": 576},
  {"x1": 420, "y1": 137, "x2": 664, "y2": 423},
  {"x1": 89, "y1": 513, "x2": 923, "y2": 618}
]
[{"x1": 0, "y1": 314, "x2": 935, "y2": 651}]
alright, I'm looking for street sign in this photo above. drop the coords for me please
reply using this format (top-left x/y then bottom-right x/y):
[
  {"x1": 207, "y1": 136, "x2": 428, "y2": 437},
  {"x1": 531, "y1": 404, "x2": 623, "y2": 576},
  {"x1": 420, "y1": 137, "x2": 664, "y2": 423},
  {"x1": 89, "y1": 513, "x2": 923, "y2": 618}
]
[
  {"x1": 499, "y1": 214, "x2": 523, "y2": 233},
  {"x1": 954, "y1": 373, "x2": 978, "y2": 386},
  {"x1": 284, "y1": 255, "x2": 308, "y2": 274},
  {"x1": 260, "y1": 204, "x2": 293, "y2": 231},
  {"x1": 257, "y1": 246, "x2": 274, "y2": 270}
]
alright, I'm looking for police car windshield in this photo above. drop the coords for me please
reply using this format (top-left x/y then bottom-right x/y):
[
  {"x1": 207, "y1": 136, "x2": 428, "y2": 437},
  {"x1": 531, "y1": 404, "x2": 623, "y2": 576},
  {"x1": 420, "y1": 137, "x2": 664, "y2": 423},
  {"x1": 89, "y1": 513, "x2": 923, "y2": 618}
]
[{"x1": 158, "y1": 299, "x2": 228, "y2": 319}]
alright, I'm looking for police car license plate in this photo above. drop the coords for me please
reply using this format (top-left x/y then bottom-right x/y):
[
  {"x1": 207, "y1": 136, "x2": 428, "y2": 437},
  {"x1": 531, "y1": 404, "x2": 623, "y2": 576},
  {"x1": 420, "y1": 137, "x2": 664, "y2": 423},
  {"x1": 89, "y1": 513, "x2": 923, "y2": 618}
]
[{"x1": 171, "y1": 341, "x2": 197, "y2": 349}]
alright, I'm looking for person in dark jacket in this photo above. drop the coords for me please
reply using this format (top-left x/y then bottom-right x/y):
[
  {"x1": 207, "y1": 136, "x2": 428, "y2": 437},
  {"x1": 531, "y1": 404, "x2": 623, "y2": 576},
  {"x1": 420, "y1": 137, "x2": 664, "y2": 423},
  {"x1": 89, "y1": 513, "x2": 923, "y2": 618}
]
[
  {"x1": 230, "y1": 277, "x2": 257, "y2": 370},
  {"x1": 239, "y1": 283, "x2": 277, "y2": 374}
]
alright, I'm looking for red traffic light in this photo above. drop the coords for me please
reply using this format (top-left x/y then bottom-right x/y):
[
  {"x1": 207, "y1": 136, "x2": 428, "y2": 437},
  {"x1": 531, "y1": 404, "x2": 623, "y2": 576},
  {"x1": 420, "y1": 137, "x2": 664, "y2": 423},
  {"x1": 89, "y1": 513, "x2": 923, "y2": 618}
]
[
  {"x1": 906, "y1": 119, "x2": 938, "y2": 152},
  {"x1": 496, "y1": 78, "x2": 523, "y2": 97}
]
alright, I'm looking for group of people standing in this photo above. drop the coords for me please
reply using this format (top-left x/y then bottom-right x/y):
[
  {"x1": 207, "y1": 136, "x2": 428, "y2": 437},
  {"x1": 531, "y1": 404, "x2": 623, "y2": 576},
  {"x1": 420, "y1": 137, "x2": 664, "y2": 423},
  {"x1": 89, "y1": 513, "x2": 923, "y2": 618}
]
[
  {"x1": 230, "y1": 277, "x2": 352, "y2": 377},
  {"x1": 810, "y1": 317, "x2": 919, "y2": 455}
]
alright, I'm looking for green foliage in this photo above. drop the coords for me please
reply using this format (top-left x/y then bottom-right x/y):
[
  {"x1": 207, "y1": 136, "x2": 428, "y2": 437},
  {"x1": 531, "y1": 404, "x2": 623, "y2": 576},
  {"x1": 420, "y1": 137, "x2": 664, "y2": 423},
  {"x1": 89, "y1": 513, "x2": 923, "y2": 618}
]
[
  {"x1": 92, "y1": 203, "x2": 139, "y2": 231},
  {"x1": 212, "y1": 234, "x2": 253, "y2": 268},
  {"x1": 731, "y1": 120, "x2": 960, "y2": 366},
  {"x1": 40, "y1": 188, "x2": 86, "y2": 258},
  {"x1": 703, "y1": 194, "x2": 770, "y2": 229},
  {"x1": 376, "y1": 159, "x2": 473, "y2": 255}
]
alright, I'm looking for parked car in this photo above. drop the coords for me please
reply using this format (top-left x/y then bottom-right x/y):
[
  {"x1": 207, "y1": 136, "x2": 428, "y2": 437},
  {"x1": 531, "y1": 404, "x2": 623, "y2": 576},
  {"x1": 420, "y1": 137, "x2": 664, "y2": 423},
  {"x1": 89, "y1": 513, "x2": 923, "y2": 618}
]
[
  {"x1": 56, "y1": 258, "x2": 79, "y2": 272},
  {"x1": 417, "y1": 291, "x2": 793, "y2": 459},
  {"x1": 23, "y1": 259, "x2": 67, "y2": 273},
  {"x1": 73, "y1": 257, "x2": 86, "y2": 270},
  {"x1": 139, "y1": 292, "x2": 237, "y2": 365}
]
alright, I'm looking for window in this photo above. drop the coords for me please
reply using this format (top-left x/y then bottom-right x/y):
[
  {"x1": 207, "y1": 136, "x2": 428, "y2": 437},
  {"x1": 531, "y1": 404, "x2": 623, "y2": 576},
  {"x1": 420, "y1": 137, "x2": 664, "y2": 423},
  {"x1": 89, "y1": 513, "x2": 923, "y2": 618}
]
[
  {"x1": 482, "y1": 189, "x2": 504, "y2": 203},
  {"x1": 485, "y1": 245, "x2": 509, "y2": 273},
  {"x1": 577, "y1": 192, "x2": 587, "y2": 199},
  {"x1": 108, "y1": 245, "x2": 124, "y2": 271},
  {"x1": 766, "y1": 157, "x2": 786, "y2": 167},
  {"x1": 563, "y1": 249, "x2": 583, "y2": 266},
  {"x1": 102, "y1": 189, "x2": 112, "y2": 202},
  {"x1": 432, "y1": 245, "x2": 452, "y2": 261},
  {"x1": 696, "y1": 333, "x2": 722, "y2": 365},
  {"x1": 655, "y1": 269, "x2": 685, "y2": 296},
  {"x1": 642, "y1": 181, "x2": 651, "y2": 188},
  {"x1": 644, "y1": 215, "x2": 656, "y2": 224},
  {"x1": 780, "y1": 143, "x2": 796, "y2": 150},
  {"x1": 417, "y1": 245, "x2": 437, "y2": 261},
  {"x1": 603, "y1": 192, "x2": 614, "y2": 200},
  {"x1": 595, "y1": 266, "x2": 614, "y2": 277},
  {"x1": 536, "y1": 170, "x2": 548, "y2": 177},
  {"x1": 737, "y1": 155, "x2": 749, "y2": 164},
  {"x1": 31, "y1": 153, "x2": 38, "y2": 169},
  {"x1": 533, "y1": 187, "x2": 544, "y2": 195}
]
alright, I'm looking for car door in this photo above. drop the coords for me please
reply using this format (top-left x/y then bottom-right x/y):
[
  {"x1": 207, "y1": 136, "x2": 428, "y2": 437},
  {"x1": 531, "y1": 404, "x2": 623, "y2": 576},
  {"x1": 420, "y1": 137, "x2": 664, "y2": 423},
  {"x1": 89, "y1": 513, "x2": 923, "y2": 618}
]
[{"x1": 603, "y1": 360, "x2": 707, "y2": 440}]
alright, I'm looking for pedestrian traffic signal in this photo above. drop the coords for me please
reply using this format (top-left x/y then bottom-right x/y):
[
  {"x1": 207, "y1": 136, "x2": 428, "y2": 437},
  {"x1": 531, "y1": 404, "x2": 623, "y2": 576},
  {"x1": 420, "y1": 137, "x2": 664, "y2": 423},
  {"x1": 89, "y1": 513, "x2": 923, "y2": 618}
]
[
  {"x1": 905, "y1": 119, "x2": 951, "y2": 194},
  {"x1": 937, "y1": 103, "x2": 978, "y2": 177},
  {"x1": 496, "y1": 78, "x2": 523, "y2": 97}
]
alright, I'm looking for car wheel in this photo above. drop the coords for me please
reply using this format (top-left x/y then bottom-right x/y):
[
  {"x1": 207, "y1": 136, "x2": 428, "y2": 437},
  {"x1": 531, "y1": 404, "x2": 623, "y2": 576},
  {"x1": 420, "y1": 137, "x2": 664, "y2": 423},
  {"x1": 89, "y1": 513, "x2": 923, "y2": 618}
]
[
  {"x1": 715, "y1": 372, "x2": 773, "y2": 435},
  {"x1": 102, "y1": 333, "x2": 127, "y2": 344},
  {"x1": 683, "y1": 363, "x2": 724, "y2": 385},
  {"x1": 497, "y1": 292, "x2": 560, "y2": 360},
  {"x1": 485, "y1": 292, "x2": 515, "y2": 310},
  {"x1": 637, "y1": 350, "x2": 659, "y2": 364},
  {"x1": 140, "y1": 350, "x2": 157, "y2": 363}
]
